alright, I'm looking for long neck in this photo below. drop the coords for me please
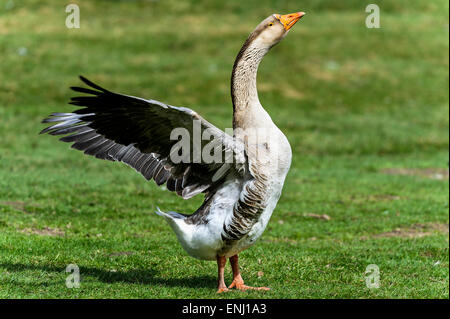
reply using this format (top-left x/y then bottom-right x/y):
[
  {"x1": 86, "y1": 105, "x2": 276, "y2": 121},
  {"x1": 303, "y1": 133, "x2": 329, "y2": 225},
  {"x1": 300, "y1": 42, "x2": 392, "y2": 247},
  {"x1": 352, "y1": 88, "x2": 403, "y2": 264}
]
[{"x1": 231, "y1": 38, "x2": 269, "y2": 127}]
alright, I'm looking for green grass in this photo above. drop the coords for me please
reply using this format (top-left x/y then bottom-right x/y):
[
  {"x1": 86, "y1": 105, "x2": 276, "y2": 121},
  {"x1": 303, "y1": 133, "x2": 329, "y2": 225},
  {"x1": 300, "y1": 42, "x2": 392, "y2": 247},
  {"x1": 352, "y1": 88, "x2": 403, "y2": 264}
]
[{"x1": 0, "y1": 0, "x2": 448, "y2": 298}]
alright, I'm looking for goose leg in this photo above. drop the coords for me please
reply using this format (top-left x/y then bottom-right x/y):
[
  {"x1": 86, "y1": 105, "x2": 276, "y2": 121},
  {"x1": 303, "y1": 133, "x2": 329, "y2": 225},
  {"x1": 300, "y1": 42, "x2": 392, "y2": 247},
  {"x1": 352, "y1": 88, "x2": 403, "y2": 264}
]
[
  {"x1": 216, "y1": 255, "x2": 229, "y2": 293},
  {"x1": 228, "y1": 255, "x2": 270, "y2": 291}
]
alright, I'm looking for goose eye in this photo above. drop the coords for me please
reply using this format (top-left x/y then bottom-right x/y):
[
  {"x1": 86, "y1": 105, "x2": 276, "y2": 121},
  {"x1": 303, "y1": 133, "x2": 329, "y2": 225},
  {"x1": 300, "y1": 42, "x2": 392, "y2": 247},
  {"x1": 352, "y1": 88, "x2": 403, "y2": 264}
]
[{"x1": 268, "y1": 23, "x2": 274, "y2": 27}]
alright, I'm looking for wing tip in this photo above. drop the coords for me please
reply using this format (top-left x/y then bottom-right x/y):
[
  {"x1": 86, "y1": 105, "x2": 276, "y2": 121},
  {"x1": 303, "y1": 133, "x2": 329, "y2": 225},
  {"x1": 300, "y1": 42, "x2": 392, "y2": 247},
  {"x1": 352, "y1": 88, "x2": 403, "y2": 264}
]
[
  {"x1": 78, "y1": 75, "x2": 109, "y2": 93},
  {"x1": 39, "y1": 125, "x2": 53, "y2": 135}
]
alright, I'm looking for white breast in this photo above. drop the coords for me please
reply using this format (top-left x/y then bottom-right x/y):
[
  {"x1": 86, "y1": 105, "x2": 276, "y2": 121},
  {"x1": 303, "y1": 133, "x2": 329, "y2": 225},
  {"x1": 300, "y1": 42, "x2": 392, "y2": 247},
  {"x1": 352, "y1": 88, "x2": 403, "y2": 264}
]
[
  {"x1": 170, "y1": 179, "x2": 242, "y2": 260},
  {"x1": 162, "y1": 128, "x2": 292, "y2": 261}
]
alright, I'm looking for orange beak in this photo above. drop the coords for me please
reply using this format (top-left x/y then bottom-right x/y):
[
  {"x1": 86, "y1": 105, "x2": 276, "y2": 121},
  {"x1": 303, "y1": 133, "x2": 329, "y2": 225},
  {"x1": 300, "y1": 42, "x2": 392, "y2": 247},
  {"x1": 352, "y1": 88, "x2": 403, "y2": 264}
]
[{"x1": 275, "y1": 12, "x2": 306, "y2": 31}]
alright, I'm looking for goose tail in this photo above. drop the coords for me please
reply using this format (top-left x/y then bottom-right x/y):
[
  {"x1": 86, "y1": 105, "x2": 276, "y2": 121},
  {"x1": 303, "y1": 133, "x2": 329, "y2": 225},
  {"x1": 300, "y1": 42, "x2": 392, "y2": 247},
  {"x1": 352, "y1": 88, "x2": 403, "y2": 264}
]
[{"x1": 155, "y1": 207, "x2": 186, "y2": 220}]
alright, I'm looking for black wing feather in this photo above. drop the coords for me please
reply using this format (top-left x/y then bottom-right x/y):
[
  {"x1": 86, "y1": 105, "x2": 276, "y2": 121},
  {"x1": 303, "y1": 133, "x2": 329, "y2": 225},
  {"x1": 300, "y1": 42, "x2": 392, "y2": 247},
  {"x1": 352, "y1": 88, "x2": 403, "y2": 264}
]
[{"x1": 40, "y1": 76, "x2": 245, "y2": 199}]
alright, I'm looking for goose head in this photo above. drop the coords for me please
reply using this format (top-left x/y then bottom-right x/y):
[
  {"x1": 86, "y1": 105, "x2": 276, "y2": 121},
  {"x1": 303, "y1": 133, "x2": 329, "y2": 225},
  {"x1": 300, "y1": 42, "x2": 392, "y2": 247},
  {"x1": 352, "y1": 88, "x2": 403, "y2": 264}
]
[
  {"x1": 231, "y1": 12, "x2": 306, "y2": 114},
  {"x1": 250, "y1": 12, "x2": 305, "y2": 49}
]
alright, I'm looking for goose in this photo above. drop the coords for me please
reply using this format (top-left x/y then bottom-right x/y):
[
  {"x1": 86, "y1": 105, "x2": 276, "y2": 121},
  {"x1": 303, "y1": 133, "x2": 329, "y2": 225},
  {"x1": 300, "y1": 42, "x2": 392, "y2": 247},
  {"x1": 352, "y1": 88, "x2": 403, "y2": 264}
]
[{"x1": 41, "y1": 12, "x2": 305, "y2": 293}]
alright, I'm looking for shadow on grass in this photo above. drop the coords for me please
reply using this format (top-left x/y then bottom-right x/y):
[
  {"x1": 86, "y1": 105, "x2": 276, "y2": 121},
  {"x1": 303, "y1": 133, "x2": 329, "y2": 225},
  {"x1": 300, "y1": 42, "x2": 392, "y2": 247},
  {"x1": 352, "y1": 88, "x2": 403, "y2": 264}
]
[{"x1": 0, "y1": 262, "x2": 217, "y2": 289}]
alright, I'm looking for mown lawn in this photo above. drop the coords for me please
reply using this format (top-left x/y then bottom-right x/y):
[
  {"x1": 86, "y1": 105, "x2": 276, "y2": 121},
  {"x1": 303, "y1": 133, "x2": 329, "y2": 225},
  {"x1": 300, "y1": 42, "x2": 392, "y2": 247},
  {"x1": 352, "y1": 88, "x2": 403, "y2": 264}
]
[{"x1": 0, "y1": 0, "x2": 448, "y2": 298}]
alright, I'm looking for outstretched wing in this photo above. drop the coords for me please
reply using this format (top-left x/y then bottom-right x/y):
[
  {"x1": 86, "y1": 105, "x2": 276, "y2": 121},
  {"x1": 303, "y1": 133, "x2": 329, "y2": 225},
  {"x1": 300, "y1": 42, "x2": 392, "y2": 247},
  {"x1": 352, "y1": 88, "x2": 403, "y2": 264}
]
[{"x1": 40, "y1": 76, "x2": 246, "y2": 199}]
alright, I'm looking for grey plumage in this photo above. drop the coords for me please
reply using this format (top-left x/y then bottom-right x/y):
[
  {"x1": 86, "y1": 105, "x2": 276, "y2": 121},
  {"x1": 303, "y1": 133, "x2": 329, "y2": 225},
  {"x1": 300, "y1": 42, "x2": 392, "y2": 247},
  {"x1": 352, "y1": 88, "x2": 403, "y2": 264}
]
[
  {"x1": 39, "y1": 12, "x2": 300, "y2": 269},
  {"x1": 40, "y1": 76, "x2": 246, "y2": 201}
]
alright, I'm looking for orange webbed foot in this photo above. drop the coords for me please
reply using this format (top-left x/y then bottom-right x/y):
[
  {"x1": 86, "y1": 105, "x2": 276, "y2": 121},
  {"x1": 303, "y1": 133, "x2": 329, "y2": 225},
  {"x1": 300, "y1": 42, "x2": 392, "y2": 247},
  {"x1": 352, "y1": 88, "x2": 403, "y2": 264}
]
[
  {"x1": 216, "y1": 286, "x2": 230, "y2": 293},
  {"x1": 228, "y1": 278, "x2": 270, "y2": 291}
]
